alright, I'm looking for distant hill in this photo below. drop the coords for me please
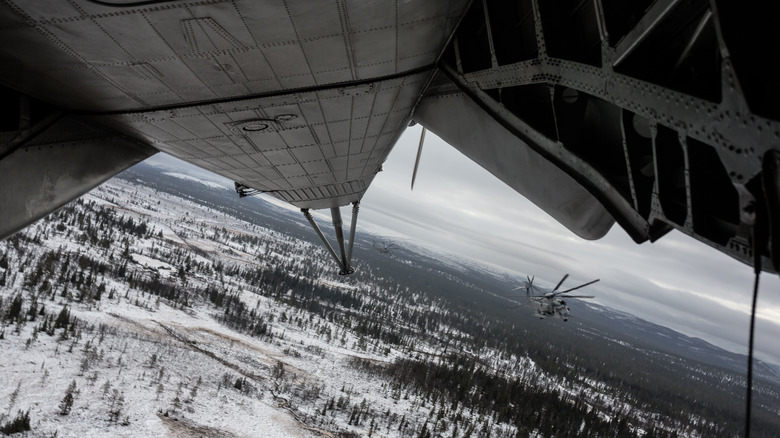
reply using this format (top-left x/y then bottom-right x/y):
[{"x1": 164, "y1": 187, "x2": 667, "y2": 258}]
[
  {"x1": 93, "y1": 161, "x2": 780, "y2": 437},
  {"x1": 573, "y1": 301, "x2": 779, "y2": 383},
  {"x1": 124, "y1": 162, "x2": 779, "y2": 382}
]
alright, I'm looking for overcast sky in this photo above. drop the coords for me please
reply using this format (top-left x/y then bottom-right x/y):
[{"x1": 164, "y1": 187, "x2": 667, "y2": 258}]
[{"x1": 145, "y1": 126, "x2": 780, "y2": 365}]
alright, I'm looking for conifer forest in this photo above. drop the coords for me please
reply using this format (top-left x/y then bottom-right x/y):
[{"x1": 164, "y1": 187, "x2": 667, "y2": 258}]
[{"x1": 1, "y1": 164, "x2": 779, "y2": 437}]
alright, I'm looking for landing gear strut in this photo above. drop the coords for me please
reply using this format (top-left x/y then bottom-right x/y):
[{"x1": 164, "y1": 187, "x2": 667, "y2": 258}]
[{"x1": 301, "y1": 202, "x2": 360, "y2": 276}]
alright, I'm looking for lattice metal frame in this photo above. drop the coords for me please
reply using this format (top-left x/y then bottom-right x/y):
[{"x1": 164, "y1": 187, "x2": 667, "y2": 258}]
[{"x1": 427, "y1": 0, "x2": 780, "y2": 272}]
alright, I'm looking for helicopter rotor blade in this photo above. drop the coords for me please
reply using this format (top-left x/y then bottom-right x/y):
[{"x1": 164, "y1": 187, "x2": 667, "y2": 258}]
[
  {"x1": 559, "y1": 278, "x2": 600, "y2": 294},
  {"x1": 557, "y1": 295, "x2": 595, "y2": 299},
  {"x1": 511, "y1": 275, "x2": 535, "y2": 292},
  {"x1": 551, "y1": 274, "x2": 569, "y2": 293},
  {"x1": 528, "y1": 284, "x2": 548, "y2": 296}
]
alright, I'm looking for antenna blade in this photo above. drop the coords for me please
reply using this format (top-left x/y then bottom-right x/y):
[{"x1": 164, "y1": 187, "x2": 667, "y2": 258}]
[{"x1": 411, "y1": 127, "x2": 426, "y2": 190}]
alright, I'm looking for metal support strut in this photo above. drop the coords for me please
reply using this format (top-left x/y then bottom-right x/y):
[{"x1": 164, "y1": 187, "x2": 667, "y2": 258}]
[{"x1": 301, "y1": 201, "x2": 360, "y2": 275}]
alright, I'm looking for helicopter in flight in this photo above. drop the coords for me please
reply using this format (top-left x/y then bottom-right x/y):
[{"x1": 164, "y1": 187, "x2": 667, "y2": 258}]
[
  {"x1": 373, "y1": 241, "x2": 397, "y2": 255},
  {"x1": 514, "y1": 274, "x2": 599, "y2": 321}
]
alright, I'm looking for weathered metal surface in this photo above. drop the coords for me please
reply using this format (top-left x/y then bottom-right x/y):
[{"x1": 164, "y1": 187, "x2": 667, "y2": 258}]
[
  {"x1": 0, "y1": 0, "x2": 468, "y2": 210},
  {"x1": 88, "y1": 71, "x2": 432, "y2": 209},
  {"x1": 419, "y1": 0, "x2": 780, "y2": 272},
  {"x1": 0, "y1": 116, "x2": 155, "y2": 240},
  {"x1": 0, "y1": 0, "x2": 468, "y2": 112},
  {"x1": 414, "y1": 81, "x2": 616, "y2": 240},
  {"x1": 1, "y1": 0, "x2": 779, "y2": 273}
]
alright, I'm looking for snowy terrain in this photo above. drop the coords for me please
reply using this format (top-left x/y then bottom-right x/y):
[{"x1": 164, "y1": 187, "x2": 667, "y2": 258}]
[
  {"x1": 1, "y1": 170, "x2": 779, "y2": 437},
  {"x1": 0, "y1": 178, "x2": 544, "y2": 437}
]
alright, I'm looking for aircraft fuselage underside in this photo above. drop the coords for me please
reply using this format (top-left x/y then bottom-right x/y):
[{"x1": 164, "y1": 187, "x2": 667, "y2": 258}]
[{"x1": 1, "y1": 0, "x2": 778, "y2": 274}]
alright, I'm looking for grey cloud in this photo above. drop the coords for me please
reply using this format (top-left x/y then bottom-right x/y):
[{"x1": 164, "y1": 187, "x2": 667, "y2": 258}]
[
  {"x1": 143, "y1": 127, "x2": 780, "y2": 365},
  {"x1": 360, "y1": 128, "x2": 780, "y2": 365}
]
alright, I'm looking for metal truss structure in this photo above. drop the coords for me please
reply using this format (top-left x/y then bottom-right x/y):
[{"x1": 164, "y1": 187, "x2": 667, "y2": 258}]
[{"x1": 416, "y1": 0, "x2": 780, "y2": 273}]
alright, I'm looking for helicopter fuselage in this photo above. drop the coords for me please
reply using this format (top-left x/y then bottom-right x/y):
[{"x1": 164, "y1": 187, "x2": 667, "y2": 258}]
[{"x1": 530, "y1": 297, "x2": 571, "y2": 321}]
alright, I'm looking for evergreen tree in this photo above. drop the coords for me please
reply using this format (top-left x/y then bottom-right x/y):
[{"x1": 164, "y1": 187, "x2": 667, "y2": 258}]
[
  {"x1": 54, "y1": 306, "x2": 70, "y2": 329},
  {"x1": 6, "y1": 380, "x2": 22, "y2": 411},
  {"x1": 0, "y1": 410, "x2": 30, "y2": 435},
  {"x1": 107, "y1": 389, "x2": 124, "y2": 422},
  {"x1": 5, "y1": 294, "x2": 22, "y2": 321},
  {"x1": 59, "y1": 380, "x2": 77, "y2": 415}
]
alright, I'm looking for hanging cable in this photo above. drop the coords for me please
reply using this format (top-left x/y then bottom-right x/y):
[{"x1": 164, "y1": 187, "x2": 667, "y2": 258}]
[
  {"x1": 745, "y1": 173, "x2": 767, "y2": 437},
  {"x1": 746, "y1": 150, "x2": 780, "y2": 436},
  {"x1": 745, "y1": 256, "x2": 759, "y2": 438}
]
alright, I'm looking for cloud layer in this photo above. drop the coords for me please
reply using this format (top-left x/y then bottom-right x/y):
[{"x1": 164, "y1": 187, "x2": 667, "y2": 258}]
[
  {"x1": 145, "y1": 127, "x2": 780, "y2": 365},
  {"x1": 360, "y1": 127, "x2": 780, "y2": 365}
]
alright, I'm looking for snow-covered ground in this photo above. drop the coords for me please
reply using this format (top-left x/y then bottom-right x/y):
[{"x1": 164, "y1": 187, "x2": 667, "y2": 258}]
[
  {"x1": 0, "y1": 178, "x2": 540, "y2": 437},
  {"x1": 162, "y1": 172, "x2": 229, "y2": 190},
  {"x1": 1, "y1": 295, "x2": 320, "y2": 437},
  {"x1": 2, "y1": 174, "x2": 761, "y2": 437}
]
